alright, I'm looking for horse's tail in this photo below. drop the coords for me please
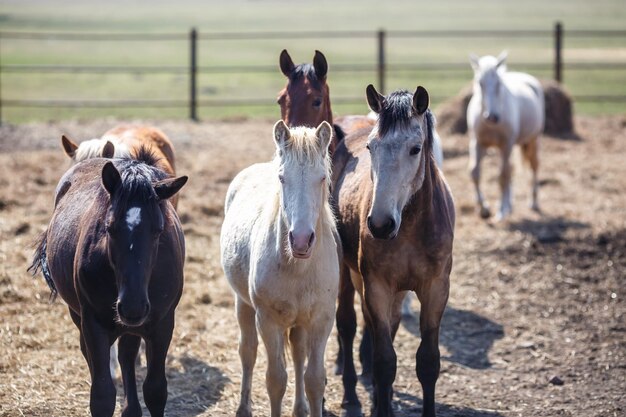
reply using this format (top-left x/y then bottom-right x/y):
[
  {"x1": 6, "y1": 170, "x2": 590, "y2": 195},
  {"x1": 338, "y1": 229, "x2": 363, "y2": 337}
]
[{"x1": 28, "y1": 232, "x2": 57, "y2": 301}]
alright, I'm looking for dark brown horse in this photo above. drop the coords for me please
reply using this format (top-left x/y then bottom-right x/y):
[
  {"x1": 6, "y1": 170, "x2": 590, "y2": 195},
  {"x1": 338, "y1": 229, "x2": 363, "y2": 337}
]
[
  {"x1": 30, "y1": 151, "x2": 187, "y2": 417},
  {"x1": 277, "y1": 49, "x2": 376, "y2": 155},
  {"x1": 332, "y1": 85, "x2": 455, "y2": 417}
]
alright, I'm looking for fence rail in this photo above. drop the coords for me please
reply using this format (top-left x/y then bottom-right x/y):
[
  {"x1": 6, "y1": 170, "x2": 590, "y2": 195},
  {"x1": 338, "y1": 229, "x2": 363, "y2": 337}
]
[{"x1": 1, "y1": 22, "x2": 625, "y2": 123}]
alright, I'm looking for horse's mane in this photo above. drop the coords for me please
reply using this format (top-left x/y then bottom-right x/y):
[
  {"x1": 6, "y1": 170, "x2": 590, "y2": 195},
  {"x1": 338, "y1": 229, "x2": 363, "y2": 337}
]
[
  {"x1": 377, "y1": 90, "x2": 436, "y2": 165},
  {"x1": 73, "y1": 137, "x2": 131, "y2": 162},
  {"x1": 276, "y1": 127, "x2": 332, "y2": 181},
  {"x1": 288, "y1": 63, "x2": 323, "y2": 90},
  {"x1": 109, "y1": 149, "x2": 169, "y2": 216}
]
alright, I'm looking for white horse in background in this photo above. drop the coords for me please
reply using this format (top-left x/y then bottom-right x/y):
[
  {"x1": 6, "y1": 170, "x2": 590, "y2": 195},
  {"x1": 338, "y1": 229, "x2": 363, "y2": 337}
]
[
  {"x1": 221, "y1": 121, "x2": 340, "y2": 417},
  {"x1": 467, "y1": 51, "x2": 545, "y2": 220}
]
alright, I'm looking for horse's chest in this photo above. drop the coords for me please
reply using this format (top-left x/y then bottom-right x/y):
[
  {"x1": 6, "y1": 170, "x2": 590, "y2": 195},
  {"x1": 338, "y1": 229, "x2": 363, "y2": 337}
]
[{"x1": 362, "y1": 240, "x2": 446, "y2": 290}]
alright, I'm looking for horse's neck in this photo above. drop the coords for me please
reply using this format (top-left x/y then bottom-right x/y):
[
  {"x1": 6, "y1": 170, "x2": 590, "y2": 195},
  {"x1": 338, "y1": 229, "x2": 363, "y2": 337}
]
[
  {"x1": 323, "y1": 94, "x2": 334, "y2": 125},
  {"x1": 404, "y1": 153, "x2": 438, "y2": 226}
]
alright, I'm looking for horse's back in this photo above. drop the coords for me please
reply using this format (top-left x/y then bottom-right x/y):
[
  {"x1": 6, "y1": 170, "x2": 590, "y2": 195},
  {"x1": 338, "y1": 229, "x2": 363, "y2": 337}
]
[
  {"x1": 504, "y1": 72, "x2": 545, "y2": 135},
  {"x1": 103, "y1": 125, "x2": 176, "y2": 175}
]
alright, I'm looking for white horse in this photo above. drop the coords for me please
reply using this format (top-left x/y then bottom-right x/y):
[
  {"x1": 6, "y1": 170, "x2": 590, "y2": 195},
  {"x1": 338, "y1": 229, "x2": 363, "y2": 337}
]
[
  {"x1": 467, "y1": 51, "x2": 544, "y2": 220},
  {"x1": 221, "y1": 120, "x2": 340, "y2": 417}
]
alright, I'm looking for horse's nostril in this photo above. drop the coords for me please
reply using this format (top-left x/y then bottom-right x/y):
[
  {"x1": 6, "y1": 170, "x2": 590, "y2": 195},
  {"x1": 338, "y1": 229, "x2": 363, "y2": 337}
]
[
  {"x1": 386, "y1": 218, "x2": 396, "y2": 232},
  {"x1": 288, "y1": 231, "x2": 294, "y2": 244},
  {"x1": 308, "y1": 232, "x2": 315, "y2": 247}
]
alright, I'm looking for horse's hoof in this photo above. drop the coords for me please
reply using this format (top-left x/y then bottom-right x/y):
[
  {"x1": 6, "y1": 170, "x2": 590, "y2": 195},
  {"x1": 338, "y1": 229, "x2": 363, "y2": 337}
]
[
  {"x1": 341, "y1": 403, "x2": 364, "y2": 417},
  {"x1": 479, "y1": 206, "x2": 491, "y2": 219},
  {"x1": 236, "y1": 406, "x2": 253, "y2": 417}
]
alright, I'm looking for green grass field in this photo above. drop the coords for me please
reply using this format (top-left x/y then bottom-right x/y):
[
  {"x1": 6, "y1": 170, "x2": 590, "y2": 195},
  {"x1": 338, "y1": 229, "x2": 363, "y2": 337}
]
[{"x1": 1, "y1": 0, "x2": 625, "y2": 123}]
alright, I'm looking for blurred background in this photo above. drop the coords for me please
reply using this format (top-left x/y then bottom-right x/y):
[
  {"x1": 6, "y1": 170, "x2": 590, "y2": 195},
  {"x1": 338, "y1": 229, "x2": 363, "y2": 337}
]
[{"x1": 1, "y1": 0, "x2": 625, "y2": 123}]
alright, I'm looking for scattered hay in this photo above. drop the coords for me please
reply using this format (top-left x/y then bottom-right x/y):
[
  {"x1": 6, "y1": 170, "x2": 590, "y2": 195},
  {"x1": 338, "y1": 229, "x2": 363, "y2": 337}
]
[{"x1": 435, "y1": 80, "x2": 575, "y2": 138}]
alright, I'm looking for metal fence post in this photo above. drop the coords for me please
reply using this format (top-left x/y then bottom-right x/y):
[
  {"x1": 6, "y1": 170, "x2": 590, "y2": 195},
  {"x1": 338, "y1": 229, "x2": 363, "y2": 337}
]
[
  {"x1": 377, "y1": 29, "x2": 386, "y2": 94},
  {"x1": 190, "y1": 28, "x2": 198, "y2": 121},
  {"x1": 554, "y1": 22, "x2": 563, "y2": 83}
]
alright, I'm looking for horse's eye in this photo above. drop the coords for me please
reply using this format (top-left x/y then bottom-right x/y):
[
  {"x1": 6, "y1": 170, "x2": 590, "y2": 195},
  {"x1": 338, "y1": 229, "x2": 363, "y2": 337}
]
[
  {"x1": 321, "y1": 175, "x2": 326, "y2": 183},
  {"x1": 410, "y1": 145, "x2": 422, "y2": 156},
  {"x1": 312, "y1": 98, "x2": 322, "y2": 108},
  {"x1": 278, "y1": 175, "x2": 285, "y2": 184},
  {"x1": 366, "y1": 143, "x2": 371, "y2": 151}
]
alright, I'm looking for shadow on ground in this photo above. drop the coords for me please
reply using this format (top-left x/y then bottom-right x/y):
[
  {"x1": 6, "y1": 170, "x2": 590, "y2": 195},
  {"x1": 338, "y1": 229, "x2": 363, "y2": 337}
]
[
  {"x1": 115, "y1": 354, "x2": 229, "y2": 416},
  {"x1": 506, "y1": 215, "x2": 589, "y2": 243},
  {"x1": 402, "y1": 306, "x2": 504, "y2": 369},
  {"x1": 394, "y1": 390, "x2": 505, "y2": 417}
]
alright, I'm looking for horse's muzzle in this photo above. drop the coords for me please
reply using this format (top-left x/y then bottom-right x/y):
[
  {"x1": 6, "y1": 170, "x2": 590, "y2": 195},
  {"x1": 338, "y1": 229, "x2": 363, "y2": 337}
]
[
  {"x1": 367, "y1": 215, "x2": 397, "y2": 240},
  {"x1": 116, "y1": 299, "x2": 150, "y2": 327}
]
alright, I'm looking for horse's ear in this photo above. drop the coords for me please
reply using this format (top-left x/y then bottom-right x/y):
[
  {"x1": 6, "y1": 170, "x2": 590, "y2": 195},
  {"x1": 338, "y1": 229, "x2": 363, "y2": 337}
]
[
  {"x1": 315, "y1": 121, "x2": 332, "y2": 153},
  {"x1": 413, "y1": 86, "x2": 429, "y2": 115},
  {"x1": 313, "y1": 50, "x2": 328, "y2": 80},
  {"x1": 101, "y1": 162, "x2": 121, "y2": 195},
  {"x1": 102, "y1": 141, "x2": 115, "y2": 158},
  {"x1": 154, "y1": 176, "x2": 188, "y2": 201},
  {"x1": 469, "y1": 53, "x2": 480, "y2": 71},
  {"x1": 366, "y1": 84, "x2": 384, "y2": 114},
  {"x1": 496, "y1": 50, "x2": 508, "y2": 69},
  {"x1": 61, "y1": 135, "x2": 78, "y2": 158},
  {"x1": 279, "y1": 49, "x2": 295, "y2": 77},
  {"x1": 273, "y1": 120, "x2": 291, "y2": 148}
]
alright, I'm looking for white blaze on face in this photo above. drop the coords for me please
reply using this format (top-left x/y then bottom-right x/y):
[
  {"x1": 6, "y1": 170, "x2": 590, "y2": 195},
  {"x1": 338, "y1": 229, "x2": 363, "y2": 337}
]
[{"x1": 126, "y1": 207, "x2": 142, "y2": 232}]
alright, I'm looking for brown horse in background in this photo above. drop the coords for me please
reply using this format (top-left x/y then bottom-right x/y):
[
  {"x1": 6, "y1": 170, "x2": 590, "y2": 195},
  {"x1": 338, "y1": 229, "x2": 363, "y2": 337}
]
[
  {"x1": 62, "y1": 125, "x2": 179, "y2": 208},
  {"x1": 332, "y1": 85, "x2": 455, "y2": 417},
  {"x1": 277, "y1": 49, "x2": 375, "y2": 155},
  {"x1": 30, "y1": 151, "x2": 187, "y2": 417}
]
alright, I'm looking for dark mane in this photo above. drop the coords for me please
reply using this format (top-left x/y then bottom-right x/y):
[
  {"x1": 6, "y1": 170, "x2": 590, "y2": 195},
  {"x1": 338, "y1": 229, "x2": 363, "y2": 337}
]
[
  {"x1": 378, "y1": 90, "x2": 413, "y2": 136},
  {"x1": 109, "y1": 158, "x2": 169, "y2": 216},
  {"x1": 289, "y1": 63, "x2": 322, "y2": 89},
  {"x1": 133, "y1": 145, "x2": 164, "y2": 168}
]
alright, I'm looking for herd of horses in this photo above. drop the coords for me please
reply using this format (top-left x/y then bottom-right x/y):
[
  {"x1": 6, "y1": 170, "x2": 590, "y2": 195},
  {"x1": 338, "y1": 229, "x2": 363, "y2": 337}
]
[{"x1": 29, "y1": 49, "x2": 546, "y2": 417}]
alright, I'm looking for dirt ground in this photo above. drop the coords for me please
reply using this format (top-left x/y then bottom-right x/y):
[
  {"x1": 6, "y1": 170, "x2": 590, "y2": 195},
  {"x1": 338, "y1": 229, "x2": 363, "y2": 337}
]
[{"x1": 0, "y1": 115, "x2": 624, "y2": 417}]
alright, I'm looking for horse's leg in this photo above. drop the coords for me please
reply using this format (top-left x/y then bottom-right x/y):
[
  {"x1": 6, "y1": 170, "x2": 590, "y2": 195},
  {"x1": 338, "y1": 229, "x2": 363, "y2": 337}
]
[
  {"x1": 334, "y1": 264, "x2": 355, "y2": 376},
  {"x1": 69, "y1": 309, "x2": 89, "y2": 365},
  {"x1": 236, "y1": 297, "x2": 258, "y2": 417},
  {"x1": 257, "y1": 310, "x2": 287, "y2": 417},
  {"x1": 359, "y1": 314, "x2": 373, "y2": 383},
  {"x1": 363, "y1": 280, "x2": 396, "y2": 417},
  {"x1": 143, "y1": 313, "x2": 174, "y2": 417},
  {"x1": 496, "y1": 143, "x2": 514, "y2": 221},
  {"x1": 80, "y1": 309, "x2": 116, "y2": 417},
  {"x1": 118, "y1": 334, "x2": 142, "y2": 417},
  {"x1": 469, "y1": 137, "x2": 490, "y2": 218},
  {"x1": 336, "y1": 264, "x2": 362, "y2": 417},
  {"x1": 305, "y1": 318, "x2": 335, "y2": 417},
  {"x1": 415, "y1": 276, "x2": 450, "y2": 417},
  {"x1": 522, "y1": 136, "x2": 540, "y2": 212},
  {"x1": 290, "y1": 326, "x2": 309, "y2": 417}
]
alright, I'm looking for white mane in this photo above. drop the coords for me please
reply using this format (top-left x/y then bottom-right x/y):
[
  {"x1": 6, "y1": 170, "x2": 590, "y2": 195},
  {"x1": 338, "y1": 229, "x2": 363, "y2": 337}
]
[{"x1": 73, "y1": 137, "x2": 132, "y2": 163}]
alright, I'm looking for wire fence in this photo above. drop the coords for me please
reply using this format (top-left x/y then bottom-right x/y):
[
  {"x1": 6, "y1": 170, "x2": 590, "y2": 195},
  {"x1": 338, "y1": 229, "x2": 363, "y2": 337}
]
[{"x1": 1, "y1": 22, "x2": 625, "y2": 123}]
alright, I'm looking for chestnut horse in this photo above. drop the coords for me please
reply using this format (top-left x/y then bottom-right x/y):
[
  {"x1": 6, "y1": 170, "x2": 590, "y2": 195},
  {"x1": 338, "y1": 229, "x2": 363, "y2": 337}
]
[
  {"x1": 30, "y1": 151, "x2": 187, "y2": 417},
  {"x1": 61, "y1": 125, "x2": 179, "y2": 208},
  {"x1": 332, "y1": 85, "x2": 455, "y2": 417},
  {"x1": 278, "y1": 49, "x2": 377, "y2": 155}
]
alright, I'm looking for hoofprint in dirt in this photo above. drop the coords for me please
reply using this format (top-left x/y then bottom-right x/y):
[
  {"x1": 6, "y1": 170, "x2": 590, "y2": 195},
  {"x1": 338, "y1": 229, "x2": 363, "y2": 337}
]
[{"x1": 0, "y1": 116, "x2": 624, "y2": 417}]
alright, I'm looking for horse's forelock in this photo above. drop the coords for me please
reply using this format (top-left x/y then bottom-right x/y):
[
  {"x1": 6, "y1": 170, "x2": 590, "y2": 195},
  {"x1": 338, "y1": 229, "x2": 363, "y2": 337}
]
[
  {"x1": 109, "y1": 160, "x2": 168, "y2": 220},
  {"x1": 378, "y1": 90, "x2": 413, "y2": 136},
  {"x1": 289, "y1": 64, "x2": 323, "y2": 90}
]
